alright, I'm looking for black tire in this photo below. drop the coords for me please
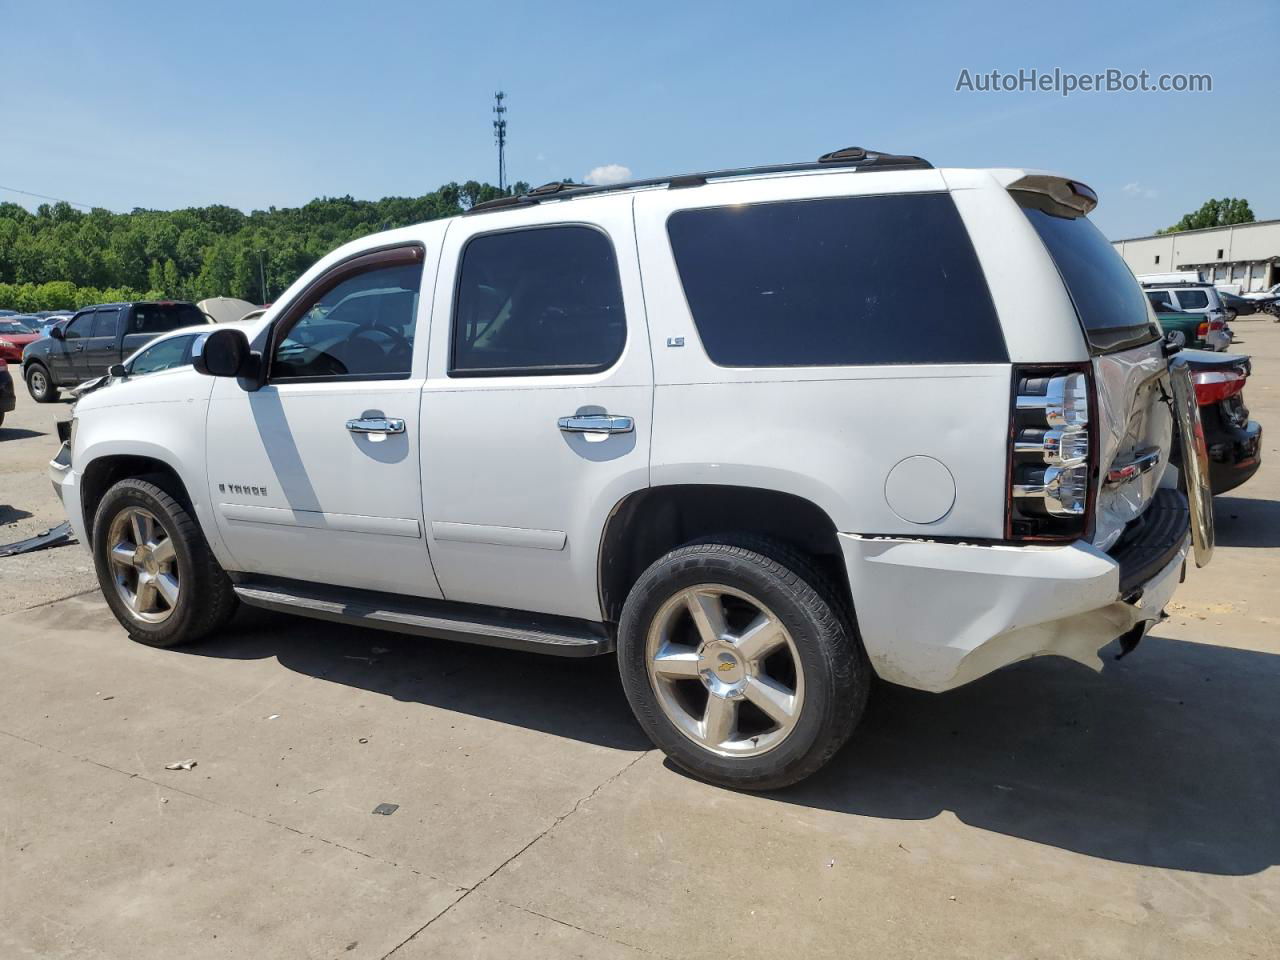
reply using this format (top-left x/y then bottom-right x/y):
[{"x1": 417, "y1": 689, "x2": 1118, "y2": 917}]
[
  {"x1": 617, "y1": 538, "x2": 869, "y2": 790},
  {"x1": 25, "y1": 363, "x2": 57, "y2": 403},
  {"x1": 92, "y1": 477, "x2": 238, "y2": 648}
]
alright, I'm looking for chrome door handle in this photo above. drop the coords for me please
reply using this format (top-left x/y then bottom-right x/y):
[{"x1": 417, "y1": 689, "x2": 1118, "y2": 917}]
[
  {"x1": 557, "y1": 414, "x2": 634, "y2": 435},
  {"x1": 1105, "y1": 447, "x2": 1161, "y2": 486},
  {"x1": 346, "y1": 417, "x2": 405, "y2": 434}
]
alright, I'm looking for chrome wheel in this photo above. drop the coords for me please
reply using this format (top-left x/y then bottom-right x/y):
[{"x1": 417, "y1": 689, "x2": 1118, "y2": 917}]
[
  {"x1": 645, "y1": 585, "x2": 804, "y2": 758},
  {"x1": 29, "y1": 369, "x2": 47, "y2": 396},
  {"x1": 106, "y1": 506, "x2": 180, "y2": 623}
]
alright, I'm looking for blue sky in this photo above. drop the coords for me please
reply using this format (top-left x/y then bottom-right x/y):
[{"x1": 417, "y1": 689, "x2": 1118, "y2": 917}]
[{"x1": 2, "y1": 0, "x2": 1275, "y2": 239}]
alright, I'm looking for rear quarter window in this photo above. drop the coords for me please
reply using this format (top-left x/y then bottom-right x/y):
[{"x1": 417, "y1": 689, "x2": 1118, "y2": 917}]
[{"x1": 666, "y1": 193, "x2": 1006, "y2": 367}]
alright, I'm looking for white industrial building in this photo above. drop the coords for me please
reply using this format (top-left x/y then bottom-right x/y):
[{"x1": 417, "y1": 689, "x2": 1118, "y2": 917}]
[{"x1": 1112, "y1": 219, "x2": 1279, "y2": 292}]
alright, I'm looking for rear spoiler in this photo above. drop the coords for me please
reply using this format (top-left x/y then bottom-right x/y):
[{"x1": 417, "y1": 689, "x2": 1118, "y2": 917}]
[{"x1": 1007, "y1": 174, "x2": 1098, "y2": 218}]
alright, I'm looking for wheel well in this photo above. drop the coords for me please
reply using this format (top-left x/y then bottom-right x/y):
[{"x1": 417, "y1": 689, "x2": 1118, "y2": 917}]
[
  {"x1": 79, "y1": 456, "x2": 193, "y2": 547},
  {"x1": 598, "y1": 485, "x2": 851, "y2": 622}
]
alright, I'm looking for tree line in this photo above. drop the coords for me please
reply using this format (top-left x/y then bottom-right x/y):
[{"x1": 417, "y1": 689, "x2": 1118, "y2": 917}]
[{"x1": 0, "y1": 179, "x2": 529, "y2": 311}]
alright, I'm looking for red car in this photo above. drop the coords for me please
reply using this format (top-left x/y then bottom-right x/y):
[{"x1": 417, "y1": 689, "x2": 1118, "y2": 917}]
[{"x1": 0, "y1": 319, "x2": 41, "y2": 364}]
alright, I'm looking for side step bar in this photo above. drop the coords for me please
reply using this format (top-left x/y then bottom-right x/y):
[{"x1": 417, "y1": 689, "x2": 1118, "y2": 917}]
[{"x1": 232, "y1": 577, "x2": 613, "y2": 658}]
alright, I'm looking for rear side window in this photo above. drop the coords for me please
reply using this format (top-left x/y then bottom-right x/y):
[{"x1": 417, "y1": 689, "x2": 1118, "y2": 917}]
[
  {"x1": 1016, "y1": 199, "x2": 1157, "y2": 353},
  {"x1": 451, "y1": 226, "x2": 627, "y2": 376},
  {"x1": 92, "y1": 307, "x2": 123, "y2": 339},
  {"x1": 666, "y1": 193, "x2": 1006, "y2": 367},
  {"x1": 1175, "y1": 290, "x2": 1209, "y2": 310},
  {"x1": 132, "y1": 303, "x2": 205, "y2": 334},
  {"x1": 1146, "y1": 291, "x2": 1173, "y2": 310}
]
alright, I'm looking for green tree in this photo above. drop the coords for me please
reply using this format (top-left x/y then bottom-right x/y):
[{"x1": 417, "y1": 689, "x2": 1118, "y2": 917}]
[{"x1": 1159, "y1": 198, "x2": 1255, "y2": 234}]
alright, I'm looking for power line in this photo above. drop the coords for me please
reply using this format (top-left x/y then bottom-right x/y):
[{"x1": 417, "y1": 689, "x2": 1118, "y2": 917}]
[{"x1": 0, "y1": 184, "x2": 102, "y2": 210}]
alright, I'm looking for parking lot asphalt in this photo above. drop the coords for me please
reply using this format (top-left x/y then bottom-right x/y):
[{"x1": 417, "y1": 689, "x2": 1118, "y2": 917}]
[{"x1": 2, "y1": 324, "x2": 1278, "y2": 959}]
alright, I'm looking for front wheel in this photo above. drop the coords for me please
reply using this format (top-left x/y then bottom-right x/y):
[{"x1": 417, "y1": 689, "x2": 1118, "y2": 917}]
[
  {"x1": 25, "y1": 363, "x2": 56, "y2": 403},
  {"x1": 92, "y1": 478, "x2": 238, "y2": 647},
  {"x1": 617, "y1": 540, "x2": 869, "y2": 790}
]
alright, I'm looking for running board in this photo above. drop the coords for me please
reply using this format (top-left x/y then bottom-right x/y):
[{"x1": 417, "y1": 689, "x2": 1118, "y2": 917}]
[{"x1": 232, "y1": 578, "x2": 613, "y2": 658}]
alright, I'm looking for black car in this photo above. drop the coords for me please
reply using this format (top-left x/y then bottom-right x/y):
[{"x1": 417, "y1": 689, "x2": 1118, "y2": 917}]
[
  {"x1": 0, "y1": 359, "x2": 16, "y2": 427},
  {"x1": 1217, "y1": 290, "x2": 1269, "y2": 319},
  {"x1": 21, "y1": 301, "x2": 207, "y2": 402},
  {"x1": 1171, "y1": 349, "x2": 1261, "y2": 495}
]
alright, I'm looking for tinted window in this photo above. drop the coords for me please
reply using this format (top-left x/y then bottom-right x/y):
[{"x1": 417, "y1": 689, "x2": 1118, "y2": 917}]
[
  {"x1": 92, "y1": 307, "x2": 123, "y2": 339},
  {"x1": 1146, "y1": 291, "x2": 1173, "y2": 310},
  {"x1": 272, "y1": 262, "x2": 423, "y2": 380},
  {"x1": 667, "y1": 194, "x2": 1005, "y2": 367},
  {"x1": 131, "y1": 303, "x2": 205, "y2": 334},
  {"x1": 1175, "y1": 289, "x2": 1209, "y2": 310},
  {"x1": 130, "y1": 335, "x2": 195, "y2": 376},
  {"x1": 64, "y1": 312, "x2": 94, "y2": 340},
  {"x1": 1017, "y1": 200, "x2": 1156, "y2": 353},
  {"x1": 451, "y1": 226, "x2": 626, "y2": 376}
]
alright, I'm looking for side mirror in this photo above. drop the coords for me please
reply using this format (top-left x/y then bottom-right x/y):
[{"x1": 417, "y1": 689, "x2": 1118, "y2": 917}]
[
  {"x1": 49, "y1": 325, "x2": 65, "y2": 341},
  {"x1": 1162, "y1": 329, "x2": 1186, "y2": 357},
  {"x1": 108, "y1": 363, "x2": 128, "y2": 379},
  {"x1": 194, "y1": 328, "x2": 254, "y2": 378}
]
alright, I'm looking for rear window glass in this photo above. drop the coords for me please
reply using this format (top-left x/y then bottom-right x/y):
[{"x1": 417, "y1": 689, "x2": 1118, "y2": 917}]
[
  {"x1": 1017, "y1": 199, "x2": 1157, "y2": 352},
  {"x1": 451, "y1": 226, "x2": 626, "y2": 376},
  {"x1": 1176, "y1": 289, "x2": 1209, "y2": 309},
  {"x1": 131, "y1": 303, "x2": 205, "y2": 334},
  {"x1": 666, "y1": 193, "x2": 1006, "y2": 367}
]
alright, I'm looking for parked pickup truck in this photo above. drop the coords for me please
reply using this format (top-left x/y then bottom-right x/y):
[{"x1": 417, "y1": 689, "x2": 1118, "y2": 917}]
[
  {"x1": 49, "y1": 149, "x2": 1215, "y2": 789},
  {"x1": 22, "y1": 301, "x2": 207, "y2": 402}
]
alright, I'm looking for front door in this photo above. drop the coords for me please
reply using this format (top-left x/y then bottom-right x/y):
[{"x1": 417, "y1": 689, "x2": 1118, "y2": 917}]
[
  {"x1": 205, "y1": 239, "x2": 444, "y2": 598},
  {"x1": 420, "y1": 196, "x2": 652, "y2": 623},
  {"x1": 55, "y1": 310, "x2": 95, "y2": 384}
]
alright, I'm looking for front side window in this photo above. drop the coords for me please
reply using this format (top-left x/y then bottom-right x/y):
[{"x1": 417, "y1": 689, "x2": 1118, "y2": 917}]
[
  {"x1": 451, "y1": 226, "x2": 626, "y2": 376},
  {"x1": 272, "y1": 261, "x2": 423, "y2": 381},
  {"x1": 130, "y1": 335, "x2": 195, "y2": 376},
  {"x1": 667, "y1": 193, "x2": 1006, "y2": 367},
  {"x1": 92, "y1": 307, "x2": 123, "y2": 339},
  {"x1": 64, "y1": 312, "x2": 94, "y2": 340},
  {"x1": 1175, "y1": 290, "x2": 1209, "y2": 310}
]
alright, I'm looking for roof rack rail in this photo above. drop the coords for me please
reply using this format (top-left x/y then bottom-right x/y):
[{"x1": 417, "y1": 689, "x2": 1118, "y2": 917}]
[{"x1": 466, "y1": 146, "x2": 931, "y2": 214}]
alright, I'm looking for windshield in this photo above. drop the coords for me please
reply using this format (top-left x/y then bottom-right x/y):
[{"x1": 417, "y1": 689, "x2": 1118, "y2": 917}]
[
  {"x1": 0, "y1": 321, "x2": 32, "y2": 334},
  {"x1": 1016, "y1": 196, "x2": 1158, "y2": 353}
]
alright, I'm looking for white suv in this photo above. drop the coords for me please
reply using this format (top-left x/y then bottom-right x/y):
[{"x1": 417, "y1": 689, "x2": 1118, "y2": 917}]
[{"x1": 50, "y1": 148, "x2": 1211, "y2": 789}]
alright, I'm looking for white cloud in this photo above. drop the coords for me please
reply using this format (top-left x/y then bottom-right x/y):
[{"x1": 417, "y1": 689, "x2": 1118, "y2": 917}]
[
  {"x1": 584, "y1": 164, "x2": 632, "y2": 186},
  {"x1": 1122, "y1": 182, "x2": 1158, "y2": 199}
]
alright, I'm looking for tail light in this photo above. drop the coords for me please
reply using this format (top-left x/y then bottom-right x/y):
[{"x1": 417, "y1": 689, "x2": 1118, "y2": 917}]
[
  {"x1": 1196, "y1": 321, "x2": 1209, "y2": 339},
  {"x1": 1192, "y1": 369, "x2": 1245, "y2": 405},
  {"x1": 1006, "y1": 364, "x2": 1097, "y2": 541}
]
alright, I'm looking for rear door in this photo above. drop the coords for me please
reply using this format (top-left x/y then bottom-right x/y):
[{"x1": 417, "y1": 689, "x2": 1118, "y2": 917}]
[
  {"x1": 420, "y1": 196, "x2": 652, "y2": 622},
  {"x1": 80, "y1": 306, "x2": 124, "y2": 377}
]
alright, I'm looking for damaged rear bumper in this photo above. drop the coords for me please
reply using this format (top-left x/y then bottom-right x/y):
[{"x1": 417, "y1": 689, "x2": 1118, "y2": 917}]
[{"x1": 839, "y1": 491, "x2": 1191, "y2": 693}]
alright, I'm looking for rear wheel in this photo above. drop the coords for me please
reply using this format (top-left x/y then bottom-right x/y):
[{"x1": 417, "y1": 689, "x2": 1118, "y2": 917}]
[
  {"x1": 92, "y1": 478, "x2": 237, "y2": 647},
  {"x1": 617, "y1": 539, "x2": 868, "y2": 790},
  {"x1": 25, "y1": 363, "x2": 56, "y2": 403}
]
